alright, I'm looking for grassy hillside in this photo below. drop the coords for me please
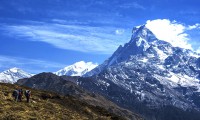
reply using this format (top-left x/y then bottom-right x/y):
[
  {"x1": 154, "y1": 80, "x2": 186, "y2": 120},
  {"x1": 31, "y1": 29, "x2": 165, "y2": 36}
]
[{"x1": 0, "y1": 83, "x2": 130, "y2": 120}]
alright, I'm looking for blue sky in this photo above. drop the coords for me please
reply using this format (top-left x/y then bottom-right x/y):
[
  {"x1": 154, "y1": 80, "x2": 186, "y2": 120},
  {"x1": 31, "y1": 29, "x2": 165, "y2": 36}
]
[{"x1": 0, "y1": 0, "x2": 200, "y2": 73}]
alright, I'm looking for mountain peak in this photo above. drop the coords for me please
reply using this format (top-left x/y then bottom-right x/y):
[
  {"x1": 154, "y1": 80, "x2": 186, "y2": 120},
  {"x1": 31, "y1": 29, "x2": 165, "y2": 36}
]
[
  {"x1": 130, "y1": 25, "x2": 158, "y2": 49},
  {"x1": 0, "y1": 68, "x2": 32, "y2": 84},
  {"x1": 71, "y1": 61, "x2": 96, "y2": 70},
  {"x1": 84, "y1": 25, "x2": 160, "y2": 76},
  {"x1": 9, "y1": 67, "x2": 21, "y2": 73},
  {"x1": 104, "y1": 25, "x2": 159, "y2": 66},
  {"x1": 55, "y1": 61, "x2": 98, "y2": 76}
]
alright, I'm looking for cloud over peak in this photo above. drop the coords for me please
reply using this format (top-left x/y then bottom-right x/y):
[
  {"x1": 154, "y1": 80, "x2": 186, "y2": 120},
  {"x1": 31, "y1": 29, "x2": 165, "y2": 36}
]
[{"x1": 146, "y1": 19, "x2": 200, "y2": 51}]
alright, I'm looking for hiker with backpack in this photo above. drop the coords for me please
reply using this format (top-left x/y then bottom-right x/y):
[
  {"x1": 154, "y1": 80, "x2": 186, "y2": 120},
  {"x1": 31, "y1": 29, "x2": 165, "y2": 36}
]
[
  {"x1": 25, "y1": 90, "x2": 31, "y2": 103},
  {"x1": 18, "y1": 89, "x2": 23, "y2": 102},
  {"x1": 12, "y1": 90, "x2": 19, "y2": 101}
]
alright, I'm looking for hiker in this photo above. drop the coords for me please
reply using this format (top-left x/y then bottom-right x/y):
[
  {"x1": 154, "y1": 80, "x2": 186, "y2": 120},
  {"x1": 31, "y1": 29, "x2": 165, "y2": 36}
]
[
  {"x1": 12, "y1": 90, "x2": 19, "y2": 101},
  {"x1": 18, "y1": 89, "x2": 23, "y2": 102},
  {"x1": 25, "y1": 90, "x2": 31, "y2": 103}
]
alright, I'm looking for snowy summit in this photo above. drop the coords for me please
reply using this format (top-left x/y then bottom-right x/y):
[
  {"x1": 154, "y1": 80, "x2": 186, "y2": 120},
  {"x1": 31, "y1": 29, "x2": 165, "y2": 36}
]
[
  {"x1": 0, "y1": 67, "x2": 33, "y2": 84},
  {"x1": 54, "y1": 61, "x2": 98, "y2": 76}
]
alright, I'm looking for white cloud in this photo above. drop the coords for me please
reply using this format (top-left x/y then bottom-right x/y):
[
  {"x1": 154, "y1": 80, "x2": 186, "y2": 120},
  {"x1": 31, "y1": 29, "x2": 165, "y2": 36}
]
[
  {"x1": 195, "y1": 47, "x2": 200, "y2": 53},
  {"x1": 115, "y1": 29, "x2": 125, "y2": 35},
  {"x1": 146, "y1": 19, "x2": 192, "y2": 49},
  {"x1": 188, "y1": 23, "x2": 200, "y2": 30},
  {"x1": 120, "y1": 2, "x2": 145, "y2": 10},
  {"x1": 3, "y1": 23, "x2": 129, "y2": 54}
]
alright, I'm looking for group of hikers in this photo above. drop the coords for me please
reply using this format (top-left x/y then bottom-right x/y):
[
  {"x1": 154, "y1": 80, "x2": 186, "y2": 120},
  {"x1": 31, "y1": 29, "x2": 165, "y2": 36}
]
[{"x1": 12, "y1": 89, "x2": 31, "y2": 103}]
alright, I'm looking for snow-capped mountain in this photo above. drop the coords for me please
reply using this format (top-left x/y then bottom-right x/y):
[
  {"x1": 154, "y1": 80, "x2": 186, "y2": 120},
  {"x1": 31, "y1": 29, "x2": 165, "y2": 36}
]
[
  {"x1": 55, "y1": 61, "x2": 98, "y2": 76},
  {"x1": 0, "y1": 67, "x2": 33, "y2": 84},
  {"x1": 79, "y1": 25, "x2": 200, "y2": 116},
  {"x1": 84, "y1": 25, "x2": 159, "y2": 77}
]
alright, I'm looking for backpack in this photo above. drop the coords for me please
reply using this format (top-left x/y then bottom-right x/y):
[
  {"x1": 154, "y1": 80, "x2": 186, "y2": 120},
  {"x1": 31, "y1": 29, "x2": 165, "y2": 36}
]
[
  {"x1": 12, "y1": 90, "x2": 18, "y2": 97},
  {"x1": 18, "y1": 89, "x2": 23, "y2": 96},
  {"x1": 25, "y1": 90, "x2": 31, "y2": 97}
]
